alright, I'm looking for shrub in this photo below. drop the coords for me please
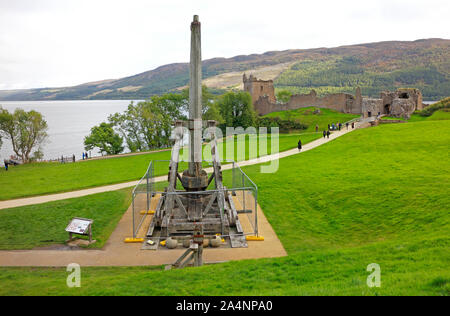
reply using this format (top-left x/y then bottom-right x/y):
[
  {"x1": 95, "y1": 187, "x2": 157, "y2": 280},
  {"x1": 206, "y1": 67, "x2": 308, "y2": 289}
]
[
  {"x1": 419, "y1": 97, "x2": 450, "y2": 117},
  {"x1": 258, "y1": 117, "x2": 308, "y2": 132}
]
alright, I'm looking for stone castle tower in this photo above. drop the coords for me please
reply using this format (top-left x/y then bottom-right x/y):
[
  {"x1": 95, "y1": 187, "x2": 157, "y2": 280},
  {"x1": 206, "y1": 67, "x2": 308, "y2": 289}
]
[{"x1": 243, "y1": 74, "x2": 276, "y2": 104}]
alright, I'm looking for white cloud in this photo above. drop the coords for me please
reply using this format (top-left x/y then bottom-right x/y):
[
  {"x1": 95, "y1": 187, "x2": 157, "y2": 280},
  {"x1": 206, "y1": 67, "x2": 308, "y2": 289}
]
[{"x1": 0, "y1": 0, "x2": 449, "y2": 89}]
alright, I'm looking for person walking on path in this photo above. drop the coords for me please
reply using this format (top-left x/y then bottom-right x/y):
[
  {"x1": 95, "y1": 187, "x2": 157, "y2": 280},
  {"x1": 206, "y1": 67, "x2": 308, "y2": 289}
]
[
  {"x1": 352, "y1": 122, "x2": 355, "y2": 129},
  {"x1": 4, "y1": 160, "x2": 8, "y2": 171},
  {"x1": 72, "y1": 154, "x2": 76, "y2": 163},
  {"x1": 82, "y1": 152, "x2": 85, "y2": 160},
  {"x1": 326, "y1": 130, "x2": 330, "y2": 139},
  {"x1": 338, "y1": 123, "x2": 342, "y2": 131},
  {"x1": 297, "y1": 139, "x2": 302, "y2": 151},
  {"x1": 346, "y1": 122, "x2": 349, "y2": 130},
  {"x1": 323, "y1": 130, "x2": 326, "y2": 139},
  {"x1": 315, "y1": 125, "x2": 319, "y2": 133}
]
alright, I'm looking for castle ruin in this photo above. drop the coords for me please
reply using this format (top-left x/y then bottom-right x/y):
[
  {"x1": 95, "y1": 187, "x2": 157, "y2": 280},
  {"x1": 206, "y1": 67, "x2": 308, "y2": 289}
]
[
  {"x1": 243, "y1": 74, "x2": 276, "y2": 104},
  {"x1": 243, "y1": 74, "x2": 424, "y2": 119}
]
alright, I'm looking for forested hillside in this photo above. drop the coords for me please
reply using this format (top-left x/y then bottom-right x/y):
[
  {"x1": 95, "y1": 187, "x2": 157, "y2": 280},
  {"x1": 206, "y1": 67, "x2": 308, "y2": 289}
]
[
  {"x1": 0, "y1": 38, "x2": 448, "y2": 101},
  {"x1": 275, "y1": 40, "x2": 449, "y2": 99}
]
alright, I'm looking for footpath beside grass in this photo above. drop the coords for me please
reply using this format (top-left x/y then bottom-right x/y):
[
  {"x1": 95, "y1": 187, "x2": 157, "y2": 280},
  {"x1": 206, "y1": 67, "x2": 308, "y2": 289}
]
[
  {"x1": 0, "y1": 188, "x2": 131, "y2": 250},
  {"x1": 0, "y1": 120, "x2": 448, "y2": 295},
  {"x1": 0, "y1": 133, "x2": 321, "y2": 201},
  {"x1": 0, "y1": 237, "x2": 447, "y2": 296}
]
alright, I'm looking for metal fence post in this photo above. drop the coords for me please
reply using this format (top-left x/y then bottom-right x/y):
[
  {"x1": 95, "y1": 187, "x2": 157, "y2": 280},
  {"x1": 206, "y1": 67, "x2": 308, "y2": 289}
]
[
  {"x1": 146, "y1": 167, "x2": 150, "y2": 212},
  {"x1": 254, "y1": 188, "x2": 258, "y2": 237},
  {"x1": 132, "y1": 191, "x2": 136, "y2": 238},
  {"x1": 242, "y1": 173, "x2": 246, "y2": 212}
]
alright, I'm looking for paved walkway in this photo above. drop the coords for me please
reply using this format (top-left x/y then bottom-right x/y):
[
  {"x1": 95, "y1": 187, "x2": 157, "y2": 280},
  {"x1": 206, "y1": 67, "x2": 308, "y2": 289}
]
[
  {"x1": 0, "y1": 123, "x2": 362, "y2": 210},
  {"x1": 0, "y1": 193, "x2": 287, "y2": 267}
]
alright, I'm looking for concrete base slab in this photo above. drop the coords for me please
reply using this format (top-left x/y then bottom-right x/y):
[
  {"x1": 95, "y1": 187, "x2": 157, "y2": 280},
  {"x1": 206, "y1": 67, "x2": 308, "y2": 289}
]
[{"x1": 0, "y1": 194, "x2": 287, "y2": 267}]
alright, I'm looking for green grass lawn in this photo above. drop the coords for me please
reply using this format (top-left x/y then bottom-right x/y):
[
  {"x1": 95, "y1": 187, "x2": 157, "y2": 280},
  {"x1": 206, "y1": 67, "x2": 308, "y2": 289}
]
[
  {"x1": 0, "y1": 119, "x2": 448, "y2": 295},
  {"x1": 381, "y1": 116, "x2": 406, "y2": 121},
  {"x1": 264, "y1": 107, "x2": 360, "y2": 132},
  {"x1": 0, "y1": 133, "x2": 321, "y2": 201},
  {"x1": 409, "y1": 109, "x2": 450, "y2": 122},
  {"x1": 0, "y1": 188, "x2": 131, "y2": 250}
]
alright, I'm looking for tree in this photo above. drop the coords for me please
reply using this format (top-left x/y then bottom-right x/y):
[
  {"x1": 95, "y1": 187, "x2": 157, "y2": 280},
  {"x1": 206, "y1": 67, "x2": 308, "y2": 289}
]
[
  {"x1": 84, "y1": 122, "x2": 124, "y2": 156},
  {"x1": 108, "y1": 103, "x2": 145, "y2": 152},
  {"x1": 203, "y1": 102, "x2": 223, "y2": 124},
  {"x1": 181, "y1": 85, "x2": 217, "y2": 118},
  {"x1": 0, "y1": 107, "x2": 48, "y2": 163},
  {"x1": 109, "y1": 92, "x2": 188, "y2": 152},
  {"x1": 276, "y1": 90, "x2": 292, "y2": 103},
  {"x1": 218, "y1": 91, "x2": 256, "y2": 129}
]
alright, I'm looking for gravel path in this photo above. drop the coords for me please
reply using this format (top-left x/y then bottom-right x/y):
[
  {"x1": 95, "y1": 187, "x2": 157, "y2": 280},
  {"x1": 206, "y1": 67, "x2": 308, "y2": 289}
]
[{"x1": 0, "y1": 123, "x2": 362, "y2": 210}]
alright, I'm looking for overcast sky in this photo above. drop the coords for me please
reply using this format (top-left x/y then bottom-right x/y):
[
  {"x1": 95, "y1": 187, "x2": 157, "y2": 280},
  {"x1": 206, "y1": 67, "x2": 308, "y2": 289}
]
[{"x1": 0, "y1": 0, "x2": 449, "y2": 90}]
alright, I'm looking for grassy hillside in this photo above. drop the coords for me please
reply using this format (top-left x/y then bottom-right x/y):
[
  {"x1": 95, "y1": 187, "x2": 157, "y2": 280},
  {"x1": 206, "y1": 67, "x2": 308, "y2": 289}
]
[
  {"x1": 417, "y1": 97, "x2": 450, "y2": 116},
  {"x1": 0, "y1": 120, "x2": 448, "y2": 295},
  {"x1": 0, "y1": 39, "x2": 448, "y2": 101},
  {"x1": 264, "y1": 107, "x2": 359, "y2": 133}
]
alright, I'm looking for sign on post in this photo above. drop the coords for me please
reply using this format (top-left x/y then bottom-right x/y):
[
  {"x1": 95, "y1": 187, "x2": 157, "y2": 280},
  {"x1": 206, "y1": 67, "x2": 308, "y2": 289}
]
[{"x1": 66, "y1": 217, "x2": 94, "y2": 243}]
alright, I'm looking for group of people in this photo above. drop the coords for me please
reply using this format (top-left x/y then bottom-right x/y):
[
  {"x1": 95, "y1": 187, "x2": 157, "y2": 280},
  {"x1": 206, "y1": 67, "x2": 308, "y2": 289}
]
[
  {"x1": 298, "y1": 121, "x2": 356, "y2": 151},
  {"x1": 328, "y1": 121, "x2": 355, "y2": 131}
]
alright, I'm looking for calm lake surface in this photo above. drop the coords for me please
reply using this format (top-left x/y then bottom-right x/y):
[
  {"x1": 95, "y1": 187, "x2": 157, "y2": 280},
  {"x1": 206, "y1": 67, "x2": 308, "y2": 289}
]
[{"x1": 0, "y1": 100, "x2": 140, "y2": 161}]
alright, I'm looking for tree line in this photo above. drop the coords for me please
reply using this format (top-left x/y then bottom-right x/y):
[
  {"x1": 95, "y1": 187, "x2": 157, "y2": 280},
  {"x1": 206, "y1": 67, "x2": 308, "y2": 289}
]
[{"x1": 84, "y1": 86, "x2": 301, "y2": 156}]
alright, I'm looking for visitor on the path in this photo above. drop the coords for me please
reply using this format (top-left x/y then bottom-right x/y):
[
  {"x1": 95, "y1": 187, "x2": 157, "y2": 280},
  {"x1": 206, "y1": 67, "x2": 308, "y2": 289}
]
[
  {"x1": 352, "y1": 122, "x2": 355, "y2": 129},
  {"x1": 315, "y1": 125, "x2": 319, "y2": 133},
  {"x1": 346, "y1": 122, "x2": 349, "y2": 130},
  {"x1": 72, "y1": 154, "x2": 76, "y2": 163},
  {"x1": 331, "y1": 123, "x2": 335, "y2": 130},
  {"x1": 4, "y1": 160, "x2": 8, "y2": 171},
  {"x1": 61, "y1": 155, "x2": 64, "y2": 164},
  {"x1": 298, "y1": 139, "x2": 302, "y2": 151},
  {"x1": 339, "y1": 123, "x2": 342, "y2": 131},
  {"x1": 85, "y1": 152, "x2": 88, "y2": 159},
  {"x1": 82, "y1": 152, "x2": 85, "y2": 160},
  {"x1": 326, "y1": 130, "x2": 330, "y2": 138},
  {"x1": 323, "y1": 130, "x2": 326, "y2": 138}
]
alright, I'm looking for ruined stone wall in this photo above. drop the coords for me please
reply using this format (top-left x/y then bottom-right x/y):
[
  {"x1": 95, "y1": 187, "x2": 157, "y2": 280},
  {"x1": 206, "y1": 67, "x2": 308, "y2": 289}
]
[
  {"x1": 390, "y1": 99, "x2": 416, "y2": 118},
  {"x1": 398, "y1": 88, "x2": 423, "y2": 111},
  {"x1": 254, "y1": 89, "x2": 362, "y2": 116},
  {"x1": 367, "y1": 88, "x2": 423, "y2": 118},
  {"x1": 362, "y1": 98, "x2": 384, "y2": 118},
  {"x1": 247, "y1": 75, "x2": 363, "y2": 116},
  {"x1": 245, "y1": 75, "x2": 422, "y2": 119}
]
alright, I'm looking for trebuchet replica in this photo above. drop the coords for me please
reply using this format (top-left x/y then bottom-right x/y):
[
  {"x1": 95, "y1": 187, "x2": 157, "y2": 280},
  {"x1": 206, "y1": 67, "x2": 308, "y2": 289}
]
[{"x1": 147, "y1": 15, "x2": 249, "y2": 267}]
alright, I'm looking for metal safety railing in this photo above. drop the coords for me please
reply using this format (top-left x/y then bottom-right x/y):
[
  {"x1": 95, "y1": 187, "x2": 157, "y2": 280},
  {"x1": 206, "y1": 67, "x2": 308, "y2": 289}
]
[{"x1": 131, "y1": 160, "x2": 258, "y2": 239}]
